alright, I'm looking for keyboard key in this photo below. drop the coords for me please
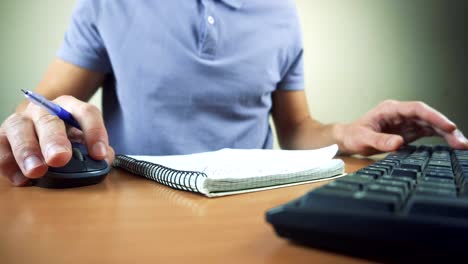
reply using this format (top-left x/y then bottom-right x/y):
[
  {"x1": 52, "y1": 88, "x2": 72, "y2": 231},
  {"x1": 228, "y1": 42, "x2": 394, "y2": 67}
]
[
  {"x1": 381, "y1": 175, "x2": 416, "y2": 190},
  {"x1": 323, "y1": 181, "x2": 361, "y2": 192},
  {"x1": 425, "y1": 165, "x2": 453, "y2": 172},
  {"x1": 406, "y1": 196, "x2": 468, "y2": 219},
  {"x1": 400, "y1": 159, "x2": 427, "y2": 171},
  {"x1": 455, "y1": 166, "x2": 468, "y2": 177},
  {"x1": 376, "y1": 159, "x2": 398, "y2": 166},
  {"x1": 424, "y1": 171, "x2": 454, "y2": 180},
  {"x1": 418, "y1": 181, "x2": 456, "y2": 192},
  {"x1": 420, "y1": 176, "x2": 454, "y2": 185},
  {"x1": 427, "y1": 160, "x2": 452, "y2": 168},
  {"x1": 367, "y1": 164, "x2": 390, "y2": 175},
  {"x1": 336, "y1": 174, "x2": 373, "y2": 188},
  {"x1": 414, "y1": 186, "x2": 457, "y2": 198},
  {"x1": 356, "y1": 169, "x2": 382, "y2": 179},
  {"x1": 375, "y1": 179, "x2": 409, "y2": 197},
  {"x1": 391, "y1": 168, "x2": 419, "y2": 180},
  {"x1": 382, "y1": 159, "x2": 400, "y2": 167},
  {"x1": 306, "y1": 188, "x2": 398, "y2": 213},
  {"x1": 366, "y1": 183, "x2": 406, "y2": 205}
]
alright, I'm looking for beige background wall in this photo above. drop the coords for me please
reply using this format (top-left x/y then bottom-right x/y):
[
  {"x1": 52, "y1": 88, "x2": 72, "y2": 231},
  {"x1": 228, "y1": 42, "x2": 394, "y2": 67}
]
[{"x1": 1, "y1": 0, "x2": 467, "y2": 146}]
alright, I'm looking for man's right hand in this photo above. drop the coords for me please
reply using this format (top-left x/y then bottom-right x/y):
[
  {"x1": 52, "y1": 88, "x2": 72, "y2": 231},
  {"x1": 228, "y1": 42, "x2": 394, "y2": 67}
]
[{"x1": 0, "y1": 95, "x2": 114, "y2": 186}]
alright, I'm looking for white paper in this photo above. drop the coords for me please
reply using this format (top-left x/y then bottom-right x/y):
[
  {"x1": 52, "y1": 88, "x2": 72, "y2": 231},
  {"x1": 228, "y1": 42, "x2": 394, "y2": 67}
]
[{"x1": 128, "y1": 144, "x2": 339, "y2": 179}]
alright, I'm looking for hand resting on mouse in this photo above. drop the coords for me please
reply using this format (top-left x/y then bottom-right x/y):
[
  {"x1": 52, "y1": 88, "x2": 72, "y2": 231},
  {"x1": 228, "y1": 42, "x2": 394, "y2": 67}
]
[{"x1": 0, "y1": 96, "x2": 115, "y2": 186}]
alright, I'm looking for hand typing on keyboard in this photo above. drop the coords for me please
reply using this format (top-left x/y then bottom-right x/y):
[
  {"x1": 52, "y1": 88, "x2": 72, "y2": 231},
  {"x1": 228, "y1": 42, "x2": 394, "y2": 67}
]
[{"x1": 335, "y1": 100, "x2": 468, "y2": 156}]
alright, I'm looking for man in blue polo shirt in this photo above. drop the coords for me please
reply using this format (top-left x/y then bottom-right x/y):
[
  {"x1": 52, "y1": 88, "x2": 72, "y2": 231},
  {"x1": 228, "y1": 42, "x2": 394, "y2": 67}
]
[{"x1": 1, "y1": 0, "x2": 468, "y2": 186}]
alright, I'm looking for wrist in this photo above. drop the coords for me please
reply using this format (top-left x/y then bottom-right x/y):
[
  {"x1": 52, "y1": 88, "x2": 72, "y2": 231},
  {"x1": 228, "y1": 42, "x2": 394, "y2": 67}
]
[{"x1": 331, "y1": 123, "x2": 350, "y2": 155}]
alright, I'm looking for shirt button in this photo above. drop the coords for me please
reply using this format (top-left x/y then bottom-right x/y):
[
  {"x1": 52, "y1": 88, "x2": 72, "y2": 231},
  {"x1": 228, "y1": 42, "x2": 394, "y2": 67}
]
[{"x1": 207, "y1": 16, "x2": 215, "y2": 25}]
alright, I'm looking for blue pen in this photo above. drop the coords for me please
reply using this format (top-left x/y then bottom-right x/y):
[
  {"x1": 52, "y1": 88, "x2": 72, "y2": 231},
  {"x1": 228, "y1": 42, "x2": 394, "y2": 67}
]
[{"x1": 21, "y1": 89, "x2": 81, "y2": 130}]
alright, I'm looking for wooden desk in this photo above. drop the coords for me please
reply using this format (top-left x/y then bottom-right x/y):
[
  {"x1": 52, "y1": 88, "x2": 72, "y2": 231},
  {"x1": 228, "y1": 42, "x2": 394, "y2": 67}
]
[{"x1": 0, "y1": 156, "x2": 376, "y2": 264}]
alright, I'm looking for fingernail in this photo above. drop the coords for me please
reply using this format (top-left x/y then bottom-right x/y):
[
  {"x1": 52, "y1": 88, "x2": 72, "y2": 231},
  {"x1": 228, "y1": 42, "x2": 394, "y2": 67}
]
[
  {"x1": 11, "y1": 171, "x2": 29, "y2": 186},
  {"x1": 46, "y1": 144, "x2": 69, "y2": 159},
  {"x1": 454, "y1": 130, "x2": 468, "y2": 144},
  {"x1": 386, "y1": 137, "x2": 399, "y2": 148},
  {"x1": 92, "y1": 141, "x2": 107, "y2": 157},
  {"x1": 24, "y1": 155, "x2": 43, "y2": 172}
]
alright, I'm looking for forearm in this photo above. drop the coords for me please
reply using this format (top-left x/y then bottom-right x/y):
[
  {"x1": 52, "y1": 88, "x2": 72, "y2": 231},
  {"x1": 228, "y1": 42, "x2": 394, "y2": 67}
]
[
  {"x1": 271, "y1": 89, "x2": 351, "y2": 154},
  {"x1": 16, "y1": 58, "x2": 105, "y2": 113},
  {"x1": 275, "y1": 116, "x2": 347, "y2": 153}
]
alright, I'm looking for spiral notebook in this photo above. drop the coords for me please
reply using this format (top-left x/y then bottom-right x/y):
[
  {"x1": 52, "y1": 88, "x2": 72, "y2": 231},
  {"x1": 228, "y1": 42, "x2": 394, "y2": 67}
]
[{"x1": 113, "y1": 144, "x2": 345, "y2": 197}]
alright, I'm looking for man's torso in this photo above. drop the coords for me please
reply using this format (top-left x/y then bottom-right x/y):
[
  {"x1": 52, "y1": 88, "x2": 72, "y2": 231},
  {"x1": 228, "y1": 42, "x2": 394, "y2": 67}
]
[{"x1": 59, "y1": 0, "x2": 303, "y2": 155}]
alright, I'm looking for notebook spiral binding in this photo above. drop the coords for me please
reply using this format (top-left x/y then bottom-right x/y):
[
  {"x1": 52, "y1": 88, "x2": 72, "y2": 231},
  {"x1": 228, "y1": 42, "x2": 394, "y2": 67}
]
[{"x1": 113, "y1": 155, "x2": 207, "y2": 193}]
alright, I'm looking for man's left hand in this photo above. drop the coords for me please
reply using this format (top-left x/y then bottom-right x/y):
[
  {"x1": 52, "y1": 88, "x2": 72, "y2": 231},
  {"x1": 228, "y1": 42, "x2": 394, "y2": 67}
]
[{"x1": 337, "y1": 100, "x2": 468, "y2": 155}]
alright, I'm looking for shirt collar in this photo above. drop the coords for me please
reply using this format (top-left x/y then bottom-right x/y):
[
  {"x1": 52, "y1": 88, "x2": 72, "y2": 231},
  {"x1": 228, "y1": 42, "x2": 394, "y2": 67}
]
[{"x1": 219, "y1": 0, "x2": 244, "y2": 9}]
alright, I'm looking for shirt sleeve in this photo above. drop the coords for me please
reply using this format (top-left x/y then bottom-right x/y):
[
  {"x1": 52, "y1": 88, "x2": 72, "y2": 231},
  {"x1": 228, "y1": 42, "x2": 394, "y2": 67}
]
[
  {"x1": 57, "y1": 0, "x2": 112, "y2": 73},
  {"x1": 277, "y1": 49, "x2": 305, "y2": 91},
  {"x1": 277, "y1": 2, "x2": 305, "y2": 91}
]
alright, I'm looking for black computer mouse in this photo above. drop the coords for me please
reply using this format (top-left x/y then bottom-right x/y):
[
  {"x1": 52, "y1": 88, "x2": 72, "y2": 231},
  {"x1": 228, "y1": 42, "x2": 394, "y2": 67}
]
[{"x1": 31, "y1": 142, "x2": 110, "y2": 188}]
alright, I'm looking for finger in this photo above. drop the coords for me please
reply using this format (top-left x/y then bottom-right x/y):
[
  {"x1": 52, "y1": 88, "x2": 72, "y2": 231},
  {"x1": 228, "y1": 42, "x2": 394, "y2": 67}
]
[
  {"x1": 417, "y1": 125, "x2": 436, "y2": 137},
  {"x1": 67, "y1": 125, "x2": 113, "y2": 164},
  {"x1": 400, "y1": 124, "x2": 436, "y2": 143},
  {"x1": 362, "y1": 129, "x2": 405, "y2": 153},
  {"x1": 414, "y1": 119, "x2": 447, "y2": 138},
  {"x1": 68, "y1": 127, "x2": 114, "y2": 163},
  {"x1": 411, "y1": 119, "x2": 467, "y2": 148},
  {"x1": 392, "y1": 101, "x2": 456, "y2": 133},
  {"x1": 67, "y1": 127, "x2": 84, "y2": 143},
  {"x1": 3, "y1": 113, "x2": 48, "y2": 178},
  {"x1": 29, "y1": 104, "x2": 72, "y2": 167},
  {"x1": 106, "y1": 145, "x2": 115, "y2": 165},
  {"x1": 54, "y1": 96, "x2": 109, "y2": 160},
  {"x1": 0, "y1": 129, "x2": 30, "y2": 186},
  {"x1": 442, "y1": 129, "x2": 468, "y2": 149}
]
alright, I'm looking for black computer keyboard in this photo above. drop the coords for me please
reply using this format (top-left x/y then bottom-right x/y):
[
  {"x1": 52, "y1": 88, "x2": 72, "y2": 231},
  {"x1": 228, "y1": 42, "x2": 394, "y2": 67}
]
[{"x1": 266, "y1": 145, "x2": 468, "y2": 262}]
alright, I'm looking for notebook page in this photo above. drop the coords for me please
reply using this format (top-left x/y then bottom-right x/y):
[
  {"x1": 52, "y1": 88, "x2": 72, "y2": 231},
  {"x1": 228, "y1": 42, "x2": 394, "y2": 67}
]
[{"x1": 128, "y1": 144, "x2": 338, "y2": 179}]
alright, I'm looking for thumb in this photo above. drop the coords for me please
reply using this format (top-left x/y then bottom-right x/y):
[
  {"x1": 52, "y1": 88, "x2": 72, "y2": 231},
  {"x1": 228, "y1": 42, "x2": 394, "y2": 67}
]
[{"x1": 365, "y1": 131, "x2": 404, "y2": 152}]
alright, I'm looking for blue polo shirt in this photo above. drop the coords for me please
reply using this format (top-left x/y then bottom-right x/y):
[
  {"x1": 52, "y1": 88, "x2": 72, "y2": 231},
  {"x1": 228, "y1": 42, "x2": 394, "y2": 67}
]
[{"x1": 58, "y1": 0, "x2": 304, "y2": 155}]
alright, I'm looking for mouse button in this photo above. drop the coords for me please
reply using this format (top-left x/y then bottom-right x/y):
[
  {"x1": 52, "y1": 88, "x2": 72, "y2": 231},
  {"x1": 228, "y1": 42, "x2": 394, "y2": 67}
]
[
  {"x1": 48, "y1": 158, "x2": 87, "y2": 173},
  {"x1": 85, "y1": 158, "x2": 109, "y2": 172},
  {"x1": 72, "y1": 148, "x2": 84, "y2": 161},
  {"x1": 71, "y1": 142, "x2": 88, "y2": 155}
]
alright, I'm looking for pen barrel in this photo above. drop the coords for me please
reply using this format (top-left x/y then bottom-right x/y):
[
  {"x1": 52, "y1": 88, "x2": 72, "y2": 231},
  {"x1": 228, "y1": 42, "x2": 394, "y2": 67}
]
[
  {"x1": 56, "y1": 108, "x2": 81, "y2": 130},
  {"x1": 26, "y1": 91, "x2": 61, "y2": 114},
  {"x1": 23, "y1": 90, "x2": 82, "y2": 130}
]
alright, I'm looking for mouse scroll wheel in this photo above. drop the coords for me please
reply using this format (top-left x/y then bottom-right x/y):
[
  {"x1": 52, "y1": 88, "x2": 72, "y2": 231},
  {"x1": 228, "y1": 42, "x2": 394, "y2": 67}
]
[{"x1": 72, "y1": 148, "x2": 84, "y2": 161}]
